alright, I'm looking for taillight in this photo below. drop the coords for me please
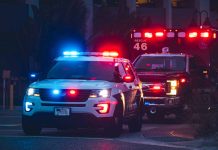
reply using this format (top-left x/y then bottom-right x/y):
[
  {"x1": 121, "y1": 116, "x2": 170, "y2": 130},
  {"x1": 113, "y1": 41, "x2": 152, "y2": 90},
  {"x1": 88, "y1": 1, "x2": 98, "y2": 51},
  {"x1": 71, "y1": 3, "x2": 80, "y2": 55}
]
[{"x1": 96, "y1": 103, "x2": 110, "y2": 114}]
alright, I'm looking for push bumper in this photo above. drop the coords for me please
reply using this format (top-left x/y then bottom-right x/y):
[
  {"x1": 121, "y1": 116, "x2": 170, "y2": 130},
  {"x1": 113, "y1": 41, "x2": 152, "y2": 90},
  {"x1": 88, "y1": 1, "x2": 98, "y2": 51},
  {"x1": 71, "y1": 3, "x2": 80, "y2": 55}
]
[
  {"x1": 143, "y1": 96, "x2": 183, "y2": 113},
  {"x1": 22, "y1": 113, "x2": 114, "y2": 128}
]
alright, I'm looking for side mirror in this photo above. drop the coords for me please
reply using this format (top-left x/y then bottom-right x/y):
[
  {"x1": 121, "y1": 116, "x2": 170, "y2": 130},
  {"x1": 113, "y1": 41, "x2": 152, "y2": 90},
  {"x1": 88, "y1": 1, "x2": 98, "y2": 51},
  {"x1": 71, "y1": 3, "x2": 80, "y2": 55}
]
[{"x1": 123, "y1": 75, "x2": 134, "y2": 83}]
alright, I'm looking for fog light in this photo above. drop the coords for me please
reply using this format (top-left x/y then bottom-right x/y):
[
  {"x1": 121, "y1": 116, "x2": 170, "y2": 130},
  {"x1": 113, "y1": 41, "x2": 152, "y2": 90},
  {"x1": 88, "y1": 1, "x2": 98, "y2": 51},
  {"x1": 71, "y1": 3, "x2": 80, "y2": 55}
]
[
  {"x1": 25, "y1": 102, "x2": 33, "y2": 112},
  {"x1": 96, "y1": 103, "x2": 110, "y2": 114}
]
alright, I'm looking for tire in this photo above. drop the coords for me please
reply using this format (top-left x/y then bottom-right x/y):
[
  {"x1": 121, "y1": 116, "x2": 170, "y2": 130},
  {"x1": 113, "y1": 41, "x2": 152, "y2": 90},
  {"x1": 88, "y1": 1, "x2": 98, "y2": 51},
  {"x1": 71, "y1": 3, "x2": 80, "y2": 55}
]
[
  {"x1": 104, "y1": 104, "x2": 123, "y2": 137},
  {"x1": 128, "y1": 113, "x2": 142, "y2": 132},
  {"x1": 22, "y1": 115, "x2": 41, "y2": 135},
  {"x1": 104, "y1": 116, "x2": 123, "y2": 137},
  {"x1": 128, "y1": 100, "x2": 143, "y2": 132}
]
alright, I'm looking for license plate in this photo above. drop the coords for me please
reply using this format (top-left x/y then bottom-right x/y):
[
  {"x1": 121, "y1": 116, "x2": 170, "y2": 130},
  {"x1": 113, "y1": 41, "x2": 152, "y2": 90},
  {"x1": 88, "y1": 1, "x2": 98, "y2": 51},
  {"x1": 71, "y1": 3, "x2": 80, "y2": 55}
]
[{"x1": 54, "y1": 108, "x2": 70, "y2": 116}]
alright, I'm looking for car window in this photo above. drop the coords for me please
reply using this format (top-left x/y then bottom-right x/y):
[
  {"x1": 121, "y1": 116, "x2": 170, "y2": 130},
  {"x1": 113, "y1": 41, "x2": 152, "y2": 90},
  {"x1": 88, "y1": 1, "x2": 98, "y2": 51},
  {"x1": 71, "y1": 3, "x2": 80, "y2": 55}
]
[
  {"x1": 134, "y1": 56, "x2": 186, "y2": 72},
  {"x1": 47, "y1": 61, "x2": 116, "y2": 81},
  {"x1": 118, "y1": 63, "x2": 126, "y2": 77},
  {"x1": 123, "y1": 62, "x2": 135, "y2": 79}
]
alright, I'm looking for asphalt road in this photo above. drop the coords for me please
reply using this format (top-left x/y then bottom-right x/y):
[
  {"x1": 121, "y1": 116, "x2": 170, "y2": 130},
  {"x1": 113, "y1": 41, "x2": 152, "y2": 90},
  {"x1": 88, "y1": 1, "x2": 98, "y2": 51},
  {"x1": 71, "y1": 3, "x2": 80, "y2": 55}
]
[{"x1": 0, "y1": 107, "x2": 213, "y2": 150}]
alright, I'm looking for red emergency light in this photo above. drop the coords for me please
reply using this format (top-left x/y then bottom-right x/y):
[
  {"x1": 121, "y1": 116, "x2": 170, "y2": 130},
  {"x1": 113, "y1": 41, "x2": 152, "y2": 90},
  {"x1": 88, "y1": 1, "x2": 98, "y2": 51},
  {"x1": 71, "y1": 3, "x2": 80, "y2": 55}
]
[
  {"x1": 200, "y1": 32, "x2": 209, "y2": 38},
  {"x1": 67, "y1": 89, "x2": 77, "y2": 96},
  {"x1": 188, "y1": 32, "x2": 198, "y2": 38},
  {"x1": 144, "y1": 32, "x2": 153, "y2": 38},
  {"x1": 155, "y1": 32, "x2": 164, "y2": 37},
  {"x1": 213, "y1": 33, "x2": 217, "y2": 39},
  {"x1": 102, "y1": 51, "x2": 119, "y2": 57},
  {"x1": 69, "y1": 90, "x2": 76, "y2": 95}
]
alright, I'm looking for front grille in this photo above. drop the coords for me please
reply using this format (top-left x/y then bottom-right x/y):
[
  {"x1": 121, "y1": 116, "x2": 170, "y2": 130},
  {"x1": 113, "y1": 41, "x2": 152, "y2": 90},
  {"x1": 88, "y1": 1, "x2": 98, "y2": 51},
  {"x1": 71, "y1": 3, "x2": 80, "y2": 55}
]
[
  {"x1": 145, "y1": 99, "x2": 165, "y2": 105},
  {"x1": 143, "y1": 91, "x2": 166, "y2": 97},
  {"x1": 39, "y1": 89, "x2": 91, "y2": 102},
  {"x1": 142, "y1": 83, "x2": 166, "y2": 97}
]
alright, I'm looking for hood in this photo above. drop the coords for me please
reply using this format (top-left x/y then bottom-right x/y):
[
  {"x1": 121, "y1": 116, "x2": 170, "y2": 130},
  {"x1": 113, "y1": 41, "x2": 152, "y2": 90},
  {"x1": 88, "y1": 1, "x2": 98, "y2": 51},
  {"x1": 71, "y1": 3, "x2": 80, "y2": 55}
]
[
  {"x1": 137, "y1": 71, "x2": 187, "y2": 82},
  {"x1": 30, "y1": 79, "x2": 113, "y2": 89}
]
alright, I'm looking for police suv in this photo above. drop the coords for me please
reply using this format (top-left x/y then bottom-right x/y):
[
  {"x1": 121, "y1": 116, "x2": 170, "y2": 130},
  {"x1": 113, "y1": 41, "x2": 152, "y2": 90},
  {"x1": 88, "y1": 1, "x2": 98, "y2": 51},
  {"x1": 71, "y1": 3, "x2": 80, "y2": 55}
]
[{"x1": 22, "y1": 51, "x2": 143, "y2": 137}]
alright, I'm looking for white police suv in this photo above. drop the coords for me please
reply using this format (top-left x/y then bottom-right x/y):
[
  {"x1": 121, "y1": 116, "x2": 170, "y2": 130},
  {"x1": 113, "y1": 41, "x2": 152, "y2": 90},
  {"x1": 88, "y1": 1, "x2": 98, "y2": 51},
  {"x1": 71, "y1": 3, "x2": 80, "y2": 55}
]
[{"x1": 22, "y1": 51, "x2": 144, "y2": 137}]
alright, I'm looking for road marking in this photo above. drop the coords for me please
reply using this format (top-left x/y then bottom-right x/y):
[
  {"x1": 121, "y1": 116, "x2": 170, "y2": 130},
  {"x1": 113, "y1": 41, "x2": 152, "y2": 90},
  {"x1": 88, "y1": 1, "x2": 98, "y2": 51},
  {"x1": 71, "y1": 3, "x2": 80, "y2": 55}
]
[
  {"x1": 169, "y1": 130, "x2": 194, "y2": 139},
  {"x1": 118, "y1": 137, "x2": 195, "y2": 150},
  {"x1": 0, "y1": 129, "x2": 22, "y2": 131},
  {"x1": 0, "y1": 116, "x2": 21, "y2": 118},
  {"x1": 0, "y1": 134, "x2": 114, "y2": 141},
  {"x1": 0, "y1": 124, "x2": 21, "y2": 127}
]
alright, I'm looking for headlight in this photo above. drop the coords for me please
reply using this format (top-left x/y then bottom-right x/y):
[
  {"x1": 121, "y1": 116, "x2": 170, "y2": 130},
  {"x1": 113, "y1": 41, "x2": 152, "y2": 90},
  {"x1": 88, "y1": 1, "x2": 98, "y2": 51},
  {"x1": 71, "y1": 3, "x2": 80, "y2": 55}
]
[
  {"x1": 166, "y1": 80, "x2": 178, "y2": 96},
  {"x1": 27, "y1": 88, "x2": 40, "y2": 96},
  {"x1": 89, "y1": 89, "x2": 111, "y2": 98}
]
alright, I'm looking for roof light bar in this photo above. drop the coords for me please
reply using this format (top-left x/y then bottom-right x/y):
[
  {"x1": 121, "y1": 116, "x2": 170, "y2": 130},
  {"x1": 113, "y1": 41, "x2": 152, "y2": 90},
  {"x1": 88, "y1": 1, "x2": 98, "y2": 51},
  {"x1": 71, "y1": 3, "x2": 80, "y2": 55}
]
[
  {"x1": 213, "y1": 33, "x2": 216, "y2": 39},
  {"x1": 178, "y1": 32, "x2": 186, "y2": 38},
  {"x1": 102, "y1": 51, "x2": 119, "y2": 57},
  {"x1": 63, "y1": 51, "x2": 119, "y2": 57},
  {"x1": 167, "y1": 32, "x2": 175, "y2": 38},
  {"x1": 63, "y1": 51, "x2": 80, "y2": 56},
  {"x1": 134, "y1": 32, "x2": 142, "y2": 38},
  {"x1": 188, "y1": 32, "x2": 198, "y2": 38},
  {"x1": 155, "y1": 32, "x2": 164, "y2": 37},
  {"x1": 144, "y1": 32, "x2": 153, "y2": 38},
  {"x1": 200, "y1": 32, "x2": 209, "y2": 38}
]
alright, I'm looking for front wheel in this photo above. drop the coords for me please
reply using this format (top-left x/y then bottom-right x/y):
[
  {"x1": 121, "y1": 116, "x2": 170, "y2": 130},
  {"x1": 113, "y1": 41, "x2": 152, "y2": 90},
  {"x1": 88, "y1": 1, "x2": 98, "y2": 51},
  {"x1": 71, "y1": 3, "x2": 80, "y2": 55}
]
[
  {"x1": 104, "y1": 116, "x2": 123, "y2": 137},
  {"x1": 128, "y1": 113, "x2": 142, "y2": 132},
  {"x1": 22, "y1": 116, "x2": 41, "y2": 135}
]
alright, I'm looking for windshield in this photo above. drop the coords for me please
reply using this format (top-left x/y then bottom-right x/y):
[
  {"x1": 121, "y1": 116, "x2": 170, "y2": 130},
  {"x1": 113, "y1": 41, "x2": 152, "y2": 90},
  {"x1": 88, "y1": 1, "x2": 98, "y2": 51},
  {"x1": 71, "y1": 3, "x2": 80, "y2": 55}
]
[
  {"x1": 134, "y1": 56, "x2": 186, "y2": 72},
  {"x1": 47, "y1": 61, "x2": 115, "y2": 81}
]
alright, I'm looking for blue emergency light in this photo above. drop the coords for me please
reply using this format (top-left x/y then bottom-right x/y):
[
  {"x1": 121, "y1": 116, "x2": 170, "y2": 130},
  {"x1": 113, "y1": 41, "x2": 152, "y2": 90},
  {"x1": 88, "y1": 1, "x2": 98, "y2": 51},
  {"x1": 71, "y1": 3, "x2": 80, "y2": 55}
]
[
  {"x1": 30, "y1": 73, "x2": 36, "y2": 78},
  {"x1": 52, "y1": 89, "x2": 60, "y2": 95},
  {"x1": 63, "y1": 51, "x2": 80, "y2": 56}
]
